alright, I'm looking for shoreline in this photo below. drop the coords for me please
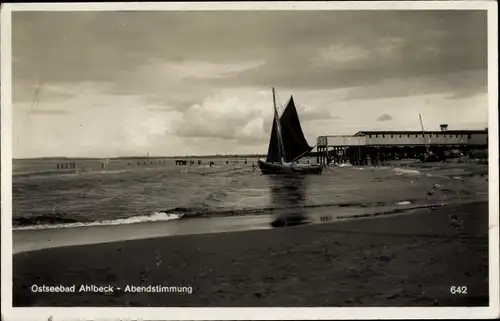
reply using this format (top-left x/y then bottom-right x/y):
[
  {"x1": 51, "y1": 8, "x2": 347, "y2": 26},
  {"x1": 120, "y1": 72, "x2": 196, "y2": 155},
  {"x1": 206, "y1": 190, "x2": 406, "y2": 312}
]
[
  {"x1": 13, "y1": 198, "x2": 486, "y2": 255},
  {"x1": 13, "y1": 200, "x2": 489, "y2": 307}
]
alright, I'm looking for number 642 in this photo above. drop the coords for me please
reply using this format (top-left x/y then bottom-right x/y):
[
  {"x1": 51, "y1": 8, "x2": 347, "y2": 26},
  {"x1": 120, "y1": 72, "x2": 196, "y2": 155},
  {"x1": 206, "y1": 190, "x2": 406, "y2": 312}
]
[{"x1": 450, "y1": 286, "x2": 467, "y2": 295}]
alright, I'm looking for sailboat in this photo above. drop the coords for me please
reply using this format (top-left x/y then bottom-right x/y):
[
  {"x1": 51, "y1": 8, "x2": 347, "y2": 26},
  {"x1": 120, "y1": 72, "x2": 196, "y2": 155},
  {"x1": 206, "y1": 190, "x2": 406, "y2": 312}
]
[{"x1": 258, "y1": 88, "x2": 323, "y2": 175}]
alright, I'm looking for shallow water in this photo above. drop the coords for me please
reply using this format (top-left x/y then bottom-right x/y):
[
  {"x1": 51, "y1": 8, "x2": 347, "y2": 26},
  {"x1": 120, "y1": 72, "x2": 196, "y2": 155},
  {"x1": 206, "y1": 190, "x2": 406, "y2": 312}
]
[{"x1": 12, "y1": 157, "x2": 487, "y2": 230}]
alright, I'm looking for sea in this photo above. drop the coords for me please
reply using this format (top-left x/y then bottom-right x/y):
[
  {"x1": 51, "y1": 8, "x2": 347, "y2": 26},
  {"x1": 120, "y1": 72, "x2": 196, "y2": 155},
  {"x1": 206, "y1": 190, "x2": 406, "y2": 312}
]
[{"x1": 12, "y1": 157, "x2": 488, "y2": 253}]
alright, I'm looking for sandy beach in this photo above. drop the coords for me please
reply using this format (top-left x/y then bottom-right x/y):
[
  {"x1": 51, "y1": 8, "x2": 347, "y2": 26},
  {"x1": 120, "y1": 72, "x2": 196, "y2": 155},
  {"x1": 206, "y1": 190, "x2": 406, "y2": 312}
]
[
  {"x1": 13, "y1": 200, "x2": 488, "y2": 307},
  {"x1": 6, "y1": 7, "x2": 495, "y2": 319}
]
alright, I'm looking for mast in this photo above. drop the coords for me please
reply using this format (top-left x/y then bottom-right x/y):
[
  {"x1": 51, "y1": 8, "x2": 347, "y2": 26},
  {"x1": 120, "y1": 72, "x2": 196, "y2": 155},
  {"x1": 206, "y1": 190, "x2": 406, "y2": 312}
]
[
  {"x1": 419, "y1": 113, "x2": 430, "y2": 154},
  {"x1": 272, "y1": 87, "x2": 286, "y2": 163}
]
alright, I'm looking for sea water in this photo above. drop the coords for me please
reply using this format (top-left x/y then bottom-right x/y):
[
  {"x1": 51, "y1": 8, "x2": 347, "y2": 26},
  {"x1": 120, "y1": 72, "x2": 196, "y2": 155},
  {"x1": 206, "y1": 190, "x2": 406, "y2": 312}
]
[{"x1": 12, "y1": 157, "x2": 488, "y2": 252}]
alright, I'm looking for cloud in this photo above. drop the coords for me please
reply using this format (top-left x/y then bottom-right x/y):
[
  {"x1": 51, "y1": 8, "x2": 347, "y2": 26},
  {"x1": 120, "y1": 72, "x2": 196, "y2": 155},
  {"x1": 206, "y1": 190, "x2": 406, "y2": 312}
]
[
  {"x1": 298, "y1": 107, "x2": 342, "y2": 123},
  {"x1": 377, "y1": 113, "x2": 393, "y2": 122},
  {"x1": 312, "y1": 44, "x2": 371, "y2": 65},
  {"x1": 28, "y1": 109, "x2": 68, "y2": 115},
  {"x1": 344, "y1": 70, "x2": 486, "y2": 101},
  {"x1": 13, "y1": 10, "x2": 487, "y2": 100},
  {"x1": 10, "y1": 10, "x2": 489, "y2": 157},
  {"x1": 159, "y1": 60, "x2": 266, "y2": 80},
  {"x1": 147, "y1": 106, "x2": 176, "y2": 113},
  {"x1": 13, "y1": 92, "x2": 184, "y2": 158},
  {"x1": 174, "y1": 90, "x2": 272, "y2": 143}
]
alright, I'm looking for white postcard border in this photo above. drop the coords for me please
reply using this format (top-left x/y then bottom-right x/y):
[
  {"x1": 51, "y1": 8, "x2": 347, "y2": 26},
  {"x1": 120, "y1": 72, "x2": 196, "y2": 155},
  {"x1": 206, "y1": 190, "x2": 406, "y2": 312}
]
[{"x1": 1, "y1": 1, "x2": 498, "y2": 320}]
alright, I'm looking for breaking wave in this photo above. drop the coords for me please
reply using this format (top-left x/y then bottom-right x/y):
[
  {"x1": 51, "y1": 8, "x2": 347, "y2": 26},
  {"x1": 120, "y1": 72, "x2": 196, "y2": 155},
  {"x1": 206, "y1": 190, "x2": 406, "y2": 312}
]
[
  {"x1": 392, "y1": 168, "x2": 421, "y2": 175},
  {"x1": 13, "y1": 199, "x2": 421, "y2": 231},
  {"x1": 13, "y1": 212, "x2": 183, "y2": 231},
  {"x1": 336, "y1": 163, "x2": 352, "y2": 167}
]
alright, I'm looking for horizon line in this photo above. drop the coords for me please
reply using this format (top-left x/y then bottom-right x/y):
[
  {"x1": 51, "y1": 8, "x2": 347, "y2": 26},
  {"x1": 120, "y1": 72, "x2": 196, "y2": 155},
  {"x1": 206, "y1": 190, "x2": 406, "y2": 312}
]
[{"x1": 12, "y1": 154, "x2": 269, "y2": 160}]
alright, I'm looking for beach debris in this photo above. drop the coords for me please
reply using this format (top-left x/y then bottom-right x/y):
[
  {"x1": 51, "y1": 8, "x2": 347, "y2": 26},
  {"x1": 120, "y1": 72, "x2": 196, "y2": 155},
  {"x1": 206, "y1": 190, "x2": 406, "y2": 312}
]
[
  {"x1": 448, "y1": 213, "x2": 464, "y2": 230},
  {"x1": 426, "y1": 183, "x2": 443, "y2": 197},
  {"x1": 155, "y1": 251, "x2": 163, "y2": 267}
]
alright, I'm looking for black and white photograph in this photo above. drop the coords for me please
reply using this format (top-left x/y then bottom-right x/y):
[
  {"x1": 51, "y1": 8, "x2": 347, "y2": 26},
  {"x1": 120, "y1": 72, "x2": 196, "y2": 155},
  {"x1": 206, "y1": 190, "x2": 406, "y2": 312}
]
[{"x1": 1, "y1": 1, "x2": 498, "y2": 320}]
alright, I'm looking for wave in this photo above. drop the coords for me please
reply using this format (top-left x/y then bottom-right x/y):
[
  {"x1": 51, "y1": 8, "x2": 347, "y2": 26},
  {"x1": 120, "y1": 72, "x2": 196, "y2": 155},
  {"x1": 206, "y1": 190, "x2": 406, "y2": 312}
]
[
  {"x1": 13, "y1": 213, "x2": 82, "y2": 227},
  {"x1": 157, "y1": 199, "x2": 418, "y2": 218},
  {"x1": 336, "y1": 163, "x2": 352, "y2": 167},
  {"x1": 12, "y1": 198, "x2": 423, "y2": 231},
  {"x1": 392, "y1": 168, "x2": 421, "y2": 175},
  {"x1": 13, "y1": 212, "x2": 182, "y2": 231}
]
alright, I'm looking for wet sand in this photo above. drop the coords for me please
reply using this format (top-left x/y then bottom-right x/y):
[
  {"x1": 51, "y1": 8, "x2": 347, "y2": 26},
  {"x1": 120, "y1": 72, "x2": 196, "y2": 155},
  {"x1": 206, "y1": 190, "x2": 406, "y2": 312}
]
[{"x1": 13, "y1": 201, "x2": 488, "y2": 307}]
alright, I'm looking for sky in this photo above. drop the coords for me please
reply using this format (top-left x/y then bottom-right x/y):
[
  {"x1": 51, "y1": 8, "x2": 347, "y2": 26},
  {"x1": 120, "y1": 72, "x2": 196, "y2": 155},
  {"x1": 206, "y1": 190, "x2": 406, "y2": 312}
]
[{"x1": 10, "y1": 10, "x2": 488, "y2": 158}]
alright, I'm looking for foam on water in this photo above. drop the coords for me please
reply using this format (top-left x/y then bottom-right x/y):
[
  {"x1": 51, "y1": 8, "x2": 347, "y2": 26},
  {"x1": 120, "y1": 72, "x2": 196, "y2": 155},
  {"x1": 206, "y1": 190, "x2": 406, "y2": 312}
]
[
  {"x1": 337, "y1": 163, "x2": 353, "y2": 167},
  {"x1": 12, "y1": 158, "x2": 487, "y2": 232},
  {"x1": 13, "y1": 212, "x2": 183, "y2": 231},
  {"x1": 393, "y1": 167, "x2": 421, "y2": 175}
]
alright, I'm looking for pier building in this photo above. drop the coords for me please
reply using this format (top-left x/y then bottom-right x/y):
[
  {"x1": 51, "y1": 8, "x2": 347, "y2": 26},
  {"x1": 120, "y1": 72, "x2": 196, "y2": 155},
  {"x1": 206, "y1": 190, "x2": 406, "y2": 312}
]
[{"x1": 316, "y1": 125, "x2": 488, "y2": 165}]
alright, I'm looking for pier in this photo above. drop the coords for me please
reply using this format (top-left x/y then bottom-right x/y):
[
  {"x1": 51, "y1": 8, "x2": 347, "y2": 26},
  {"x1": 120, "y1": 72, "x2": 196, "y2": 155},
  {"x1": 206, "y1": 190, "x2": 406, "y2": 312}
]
[
  {"x1": 56, "y1": 162, "x2": 76, "y2": 169},
  {"x1": 316, "y1": 125, "x2": 488, "y2": 165},
  {"x1": 174, "y1": 158, "x2": 249, "y2": 166}
]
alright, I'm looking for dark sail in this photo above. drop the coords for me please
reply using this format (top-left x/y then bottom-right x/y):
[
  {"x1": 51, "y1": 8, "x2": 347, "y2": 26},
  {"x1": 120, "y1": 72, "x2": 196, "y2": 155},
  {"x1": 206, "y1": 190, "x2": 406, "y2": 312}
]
[
  {"x1": 279, "y1": 96, "x2": 312, "y2": 162},
  {"x1": 266, "y1": 116, "x2": 281, "y2": 162}
]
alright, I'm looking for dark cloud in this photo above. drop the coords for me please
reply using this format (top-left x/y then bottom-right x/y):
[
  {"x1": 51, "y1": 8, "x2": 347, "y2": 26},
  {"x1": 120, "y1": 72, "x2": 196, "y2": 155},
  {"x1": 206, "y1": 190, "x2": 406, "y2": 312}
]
[
  {"x1": 12, "y1": 10, "x2": 487, "y2": 103},
  {"x1": 377, "y1": 113, "x2": 392, "y2": 122},
  {"x1": 343, "y1": 70, "x2": 486, "y2": 101},
  {"x1": 10, "y1": 9, "x2": 489, "y2": 158}
]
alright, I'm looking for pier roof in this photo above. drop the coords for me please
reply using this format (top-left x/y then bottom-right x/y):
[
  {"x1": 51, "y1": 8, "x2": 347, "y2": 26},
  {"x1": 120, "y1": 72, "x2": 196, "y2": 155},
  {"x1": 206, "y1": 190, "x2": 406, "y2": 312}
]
[{"x1": 353, "y1": 129, "x2": 487, "y2": 136}]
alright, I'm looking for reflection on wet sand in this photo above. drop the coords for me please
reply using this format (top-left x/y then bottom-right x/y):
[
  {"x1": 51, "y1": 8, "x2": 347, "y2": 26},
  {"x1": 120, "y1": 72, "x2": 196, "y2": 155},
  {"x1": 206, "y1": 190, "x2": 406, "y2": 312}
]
[{"x1": 267, "y1": 174, "x2": 311, "y2": 228}]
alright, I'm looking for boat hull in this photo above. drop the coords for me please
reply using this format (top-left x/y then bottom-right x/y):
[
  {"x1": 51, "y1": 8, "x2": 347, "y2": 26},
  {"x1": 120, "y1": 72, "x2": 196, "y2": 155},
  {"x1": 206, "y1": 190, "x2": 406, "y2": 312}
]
[{"x1": 258, "y1": 160, "x2": 322, "y2": 175}]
